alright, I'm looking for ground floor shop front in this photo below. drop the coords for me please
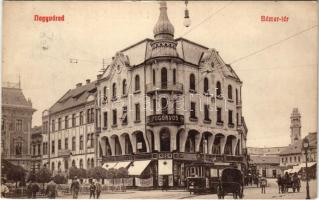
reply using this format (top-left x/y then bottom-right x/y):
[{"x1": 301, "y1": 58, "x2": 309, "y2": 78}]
[{"x1": 101, "y1": 152, "x2": 245, "y2": 187}]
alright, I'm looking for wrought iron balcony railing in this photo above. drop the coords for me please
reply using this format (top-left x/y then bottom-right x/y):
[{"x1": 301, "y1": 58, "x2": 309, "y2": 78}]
[{"x1": 146, "y1": 82, "x2": 183, "y2": 95}]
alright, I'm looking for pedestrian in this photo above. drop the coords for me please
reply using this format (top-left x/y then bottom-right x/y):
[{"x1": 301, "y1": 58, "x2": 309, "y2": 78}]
[
  {"x1": 46, "y1": 178, "x2": 57, "y2": 199},
  {"x1": 27, "y1": 181, "x2": 33, "y2": 198},
  {"x1": 89, "y1": 179, "x2": 96, "y2": 199},
  {"x1": 1, "y1": 179, "x2": 9, "y2": 198},
  {"x1": 95, "y1": 179, "x2": 102, "y2": 199},
  {"x1": 260, "y1": 177, "x2": 267, "y2": 194},
  {"x1": 276, "y1": 175, "x2": 282, "y2": 194},
  {"x1": 162, "y1": 175, "x2": 168, "y2": 192},
  {"x1": 70, "y1": 176, "x2": 80, "y2": 199},
  {"x1": 31, "y1": 180, "x2": 40, "y2": 198}
]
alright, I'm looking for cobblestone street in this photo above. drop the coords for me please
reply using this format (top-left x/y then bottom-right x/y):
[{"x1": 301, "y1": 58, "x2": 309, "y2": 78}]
[{"x1": 58, "y1": 179, "x2": 316, "y2": 199}]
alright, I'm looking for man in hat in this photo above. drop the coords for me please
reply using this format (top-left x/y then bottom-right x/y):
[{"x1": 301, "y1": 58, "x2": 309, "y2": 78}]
[{"x1": 70, "y1": 176, "x2": 80, "y2": 199}]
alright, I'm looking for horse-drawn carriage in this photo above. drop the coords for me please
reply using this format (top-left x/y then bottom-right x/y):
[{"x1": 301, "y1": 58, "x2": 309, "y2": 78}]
[
  {"x1": 282, "y1": 174, "x2": 301, "y2": 193},
  {"x1": 216, "y1": 168, "x2": 244, "y2": 199}
]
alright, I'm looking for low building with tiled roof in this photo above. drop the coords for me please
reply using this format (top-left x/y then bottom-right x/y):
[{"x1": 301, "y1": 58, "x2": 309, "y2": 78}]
[
  {"x1": 1, "y1": 83, "x2": 36, "y2": 172},
  {"x1": 41, "y1": 79, "x2": 98, "y2": 175}
]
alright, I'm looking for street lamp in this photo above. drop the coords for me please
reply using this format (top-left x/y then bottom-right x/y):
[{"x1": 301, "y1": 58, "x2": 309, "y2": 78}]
[{"x1": 302, "y1": 137, "x2": 310, "y2": 199}]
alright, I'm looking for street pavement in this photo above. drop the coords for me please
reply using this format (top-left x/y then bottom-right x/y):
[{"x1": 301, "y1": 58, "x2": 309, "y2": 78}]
[{"x1": 58, "y1": 179, "x2": 317, "y2": 199}]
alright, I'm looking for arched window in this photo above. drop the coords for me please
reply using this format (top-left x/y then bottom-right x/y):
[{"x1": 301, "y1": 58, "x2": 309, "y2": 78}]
[
  {"x1": 216, "y1": 81, "x2": 221, "y2": 96},
  {"x1": 161, "y1": 98, "x2": 168, "y2": 115},
  {"x1": 72, "y1": 160, "x2": 76, "y2": 167},
  {"x1": 204, "y1": 78, "x2": 209, "y2": 94},
  {"x1": 91, "y1": 158, "x2": 94, "y2": 168},
  {"x1": 64, "y1": 160, "x2": 69, "y2": 170},
  {"x1": 112, "y1": 83, "x2": 116, "y2": 98},
  {"x1": 135, "y1": 75, "x2": 140, "y2": 91},
  {"x1": 190, "y1": 74, "x2": 195, "y2": 91},
  {"x1": 103, "y1": 86, "x2": 107, "y2": 99},
  {"x1": 160, "y1": 128, "x2": 170, "y2": 152},
  {"x1": 161, "y1": 68, "x2": 167, "y2": 89},
  {"x1": 228, "y1": 85, "x2": 232, "y2": 99},
  {"x1": 58, "y1": 161, "x2": 61, "y2": 172},
  {"x1": 79, "y1": 159, "x2": 83, "y2": 168},
  {"x1": 173, "y1": 69, "x2": 176, "y2": 85},
  {"x1": 153, "y1": 69, "x2": 156, "y2": 85},
  {"x1": 122, "y1": 79, "x2": 127, "y2": 95},
  {"x1": 87, "y1": 159, "x2": 90, "y2": 169},
  {"x1": 51, "y1": 162, "x2": 55, "y2": 171}
]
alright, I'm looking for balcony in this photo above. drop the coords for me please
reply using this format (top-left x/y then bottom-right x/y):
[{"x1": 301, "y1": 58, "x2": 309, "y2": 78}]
[
  {"x1": 146, "y1": 82, "x2": 183, "y2": 95},
  {"x1": 58, "y1": 149, "x2": 72, "y2": 157},
  {"x1": 147, "y1": 114, "x2": 184, "y2": 126}
]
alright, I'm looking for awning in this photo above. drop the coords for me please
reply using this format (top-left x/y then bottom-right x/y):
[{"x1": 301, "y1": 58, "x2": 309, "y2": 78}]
[
  {"x1": 103, "y1": 162, "x2": 117, "y2": 170},
  {"x1": 114, "y1": 161, "x2": 131, "y2": 169},
  {"x1": 158, "y1": 159, "x2": 173, "y2": 175},
  {"x1": 300, "y1": 162, "x2": 316, "y2": 168},
  {"x1": 128, "y1": 160, "x2": 151, "y2": 176}
]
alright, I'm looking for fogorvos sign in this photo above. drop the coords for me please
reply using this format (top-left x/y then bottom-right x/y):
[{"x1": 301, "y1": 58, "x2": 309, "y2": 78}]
[{"x1": 147, "y1": 114, "x2": 184, "y2": 126}]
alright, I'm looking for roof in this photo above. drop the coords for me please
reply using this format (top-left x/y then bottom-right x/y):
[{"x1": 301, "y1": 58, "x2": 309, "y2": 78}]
[
  {"x1": 247, "y1": 146, "x2": 285, "y2": 155},
  {"x1": 49, "y1": 81, "x2": 97, "y2": 114},
  {"x1": 250, "y1": 155, "x2": 280, "y2": 164},
  {"x1": 2, "y1": 87, "x2": 33, "y2": 109},
  {"x1": 279, "y1": 140, "x2": 303, "y2": 155}
]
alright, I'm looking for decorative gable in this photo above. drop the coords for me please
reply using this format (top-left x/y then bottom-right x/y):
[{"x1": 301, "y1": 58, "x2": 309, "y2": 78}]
[{"x1": 102, "y1": 52, "x2": 130, "y2": 80}]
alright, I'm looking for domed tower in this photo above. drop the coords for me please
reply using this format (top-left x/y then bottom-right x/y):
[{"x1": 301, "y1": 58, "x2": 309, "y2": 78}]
[
  {"x1": 150, "y1": 1, "x2": 178, "y2": 58},
  {"x1": 290, "y1": 108, "x2": 301, "y2": 144}
]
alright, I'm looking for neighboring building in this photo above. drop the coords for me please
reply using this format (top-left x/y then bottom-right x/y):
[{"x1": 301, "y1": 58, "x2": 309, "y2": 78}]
[
  {"x1": 41, "y1": 80, "x2": 97, "y2": 175},
  {"x1": 1, "y1": 82, "x2": 36, "y2": 171},
  {"x1": 96, "y1": 2, "x2": 248, "y2": 187},
  {"x1": 248, "y1": 147, "x2": 285, "y2": 156},
  {"x1": 31, "y1": 126, "x2": 43, "y2": 172},
  {"x1": 249, "y1": 155, "x2": 282, "y2": 178}
]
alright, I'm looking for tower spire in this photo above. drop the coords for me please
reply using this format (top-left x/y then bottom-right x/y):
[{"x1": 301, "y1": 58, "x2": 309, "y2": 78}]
[{"x1": 153, "y1": 1, "x2": 175, "y2": 41}]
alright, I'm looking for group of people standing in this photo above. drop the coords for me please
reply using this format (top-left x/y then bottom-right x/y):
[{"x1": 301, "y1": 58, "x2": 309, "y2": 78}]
[{"x1": 276, "y1": 172, "x2": 301, "y2": 194}]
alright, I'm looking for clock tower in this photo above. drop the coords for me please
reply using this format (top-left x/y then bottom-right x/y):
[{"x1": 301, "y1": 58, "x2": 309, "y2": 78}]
[{"x1": 290, "y1": 108, "x2": 301, "y2": 144}]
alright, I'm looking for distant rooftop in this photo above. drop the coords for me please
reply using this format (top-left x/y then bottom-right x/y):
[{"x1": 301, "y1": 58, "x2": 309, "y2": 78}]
[{"x1": 2, "y1": 84, "x2": 34, "y2": 110}]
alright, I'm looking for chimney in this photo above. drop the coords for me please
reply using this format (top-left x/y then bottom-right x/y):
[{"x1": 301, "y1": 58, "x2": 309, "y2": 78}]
[
  {"x1": 76, "y1": 83, "x2": 82, "y2": 88},
  {"x1": 97, "y1": 74, "x2": 102, "y2": 80},
  {"x1": 86, "y1": 79, "x2": 91, "y2": 84}
]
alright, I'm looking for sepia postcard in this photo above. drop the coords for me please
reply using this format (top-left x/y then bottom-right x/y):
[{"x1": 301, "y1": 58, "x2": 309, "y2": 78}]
[{"x1": 1, "y1": 1, "x2": 317, "y2": 199}]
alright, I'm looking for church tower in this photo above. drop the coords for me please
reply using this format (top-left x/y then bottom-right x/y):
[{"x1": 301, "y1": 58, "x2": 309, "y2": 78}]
[{"x1": 290, "y1": 108, "x2": 301, "y2": 144}]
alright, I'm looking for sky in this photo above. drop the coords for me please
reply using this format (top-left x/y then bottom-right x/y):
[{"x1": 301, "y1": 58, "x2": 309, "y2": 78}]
[{"x1": 2, "y1": 1, "x2": 317, "y2": 147}]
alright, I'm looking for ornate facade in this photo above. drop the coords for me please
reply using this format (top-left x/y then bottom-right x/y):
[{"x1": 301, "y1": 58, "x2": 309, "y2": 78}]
[
  {"x1": 1, "y1": 83, "x2": 35, "y2": 171},
  {"x1": 96, "y1": 2, "x2": 248, "y2": 187}
]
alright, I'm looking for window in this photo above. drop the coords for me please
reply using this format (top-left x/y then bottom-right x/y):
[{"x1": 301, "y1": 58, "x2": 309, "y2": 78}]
[
  {"x1": 43, "y1": 142, "x2": 46, "y2": 155},
  {"x1": 112, "y1": 83, "x2": 117, "y2": 98},
  {"x1": 58, "y1": 118, "x2": 62, "y2": 131},
  {"x1": 204, "y1": 78, "x2": 209, "y2": 94},
  {"x1": 2, "y1": 119, "x2": 5, "y2": 132},
  {"x1": 33, "y1": 145, "x2": 36, "y2": 156},
  {"x1": 52, "y1": 120, "x2": 55, "y2": 131},
  {"x1": 51, "y1": 162, "x2": 55, "y2": 171},
  {"x1": 58, "y1": 139, "x2": 61, "y2": 150},
  {"x1": 173, "y1": 69, "x2": 176, "y2": 84},
  {"x1": 87, "y1": 109, "x2": 90, "y2": 124},
  {"x1": 122, "y1": 79, "x2": 127, "y2": 95},
  {"x1": 16, "y1": 120, "x2": 22, "y2": 132},
  {"x1": 37, "y1": 144, "x2": 41, "y2": 155},
  {"x1": 236, "y1": 89, "x2": 238, "y2": 103},
  {"x1": 90, "y1": 108, "x2": 94, "y2": 123},
  {"x1": 282, "y1": 158, "x2": 284, "y2": 163},
  {"x1": 236, "y1": 113, "x2": 239, "y2": 125},
  {"x1": 161, "y1": 68, "x2": 167, "y2": 89},
  {"x1": 122, "y1": 106, "x2": 128, "y2": 124},
  {"x1": 103, "y1": 86, "x2": 107, "y2": 103},
  {"x1": 65, "y1": 116, "x2": 68, "y2": 129},
  {"x1": 161, "y1": 98, "x2": 168, "y2": 115},
  {"x1": 80, "y1": 136, "x2": 83, "y2": 150},
  {"x1": 217, "y1": 107, "x2": 222, "y2": 122},
  {"x1": 298, "y1": 156, "x2": 300, "y2": 162},
  {"x1": 103, "y1": 112, "x2": 108, "y2": 128},
  {"x1": 64, "y1": 160, "x2": 69, "y2": 170},
  {"x1": 91, "y1": 159, "x2": 94, "y2": 168},
  {"x1": 72, "y1": 137, "x2": 76, "y2": 151},
  {"x1": 216, "y1": 81, "x2": 221, "y2": 96},
  {"x1": 153, "y1": 69, "x2": 156, "y2": 85},
  {"x1": 79, "y1": 159, "x2": 83, "y2": 169},
  {"x1": 135, "y1": 75, "x2": 140, "y2": 91},
  {"x1": 80, "y1": 112, "x2": 83, "y2": 125},
  {"x1": 51, "y1": 140, "x2": 55, "y2": 154},
  {"x1": 90, "y1": 133, "x2": 94, "y2": 147},
  {"x1": 58, "y1": 162, "x2": 61, "y2": 172},
  {"x1": 72, "y1": 160, "x2": 76, "y2": 167},
  {"x1": 190, "y1": 102, "x2": 196, "y2": 118},
  {"x1": 204, "y1": 105, "x2": 210, "y2": 120},
  {"x1": 153, "y1": 99, "x2": 156, "y2": 115},
  {"x1": 72, "y1": 114, "x2": 76, "y2": 127},
  {"x1": 228, "y1": 110, "x2": 233, "y2": 124},
  {"x1": 173, "y1": 99, "x2": 177, "y2": 114},
  {"x1": 228, "y1": 85, "x2": 232, "y2": 99},
  {"x1": 15, "y1": 142, "x2": 22, "y2": 155},
  {"x1": 113, "y1": 109, "x2": 117, "y2": 125},
  {"x1": 135, "y1": 104, "x2": 141, "y2": 122},
  {"x1": 65, "y1": 138, "x2": 68, "y2": 150},
  {"x1": 190, "y1": 74, "x2": 195, "y2": 91},
  {"x1": 294, "y1": 156, "x2": 296, "y2": 162}
]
